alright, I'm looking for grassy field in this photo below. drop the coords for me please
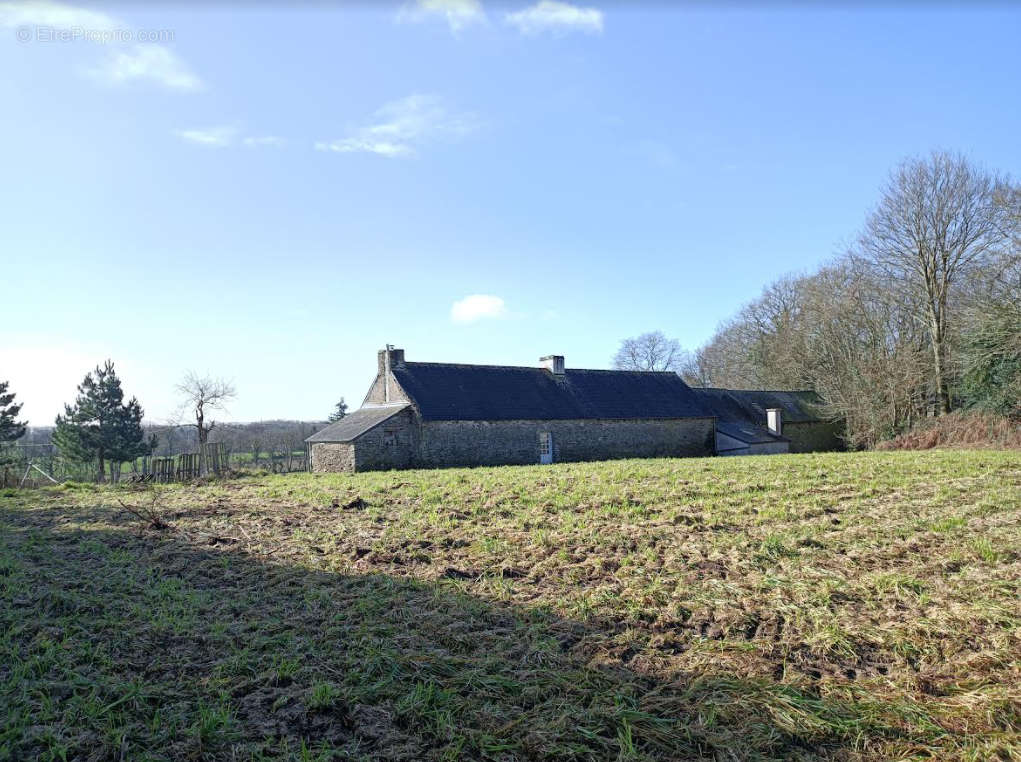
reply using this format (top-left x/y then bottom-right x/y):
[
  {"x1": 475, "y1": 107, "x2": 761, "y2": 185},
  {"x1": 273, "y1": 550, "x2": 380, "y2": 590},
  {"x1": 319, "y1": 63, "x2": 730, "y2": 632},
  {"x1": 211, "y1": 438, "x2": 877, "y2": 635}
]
[{"x1": 1, "y1": 450, "x2": 1019, "y2": 761}]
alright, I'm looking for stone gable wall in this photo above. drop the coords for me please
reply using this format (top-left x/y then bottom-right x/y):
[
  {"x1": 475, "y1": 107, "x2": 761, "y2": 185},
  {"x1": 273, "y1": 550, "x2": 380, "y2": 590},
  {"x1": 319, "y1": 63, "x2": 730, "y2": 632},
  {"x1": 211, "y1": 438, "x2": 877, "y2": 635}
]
[
  {"x1": 351, "y1": 408, "x2": 418, "y2": 470},
  {"x1": 362, "y1": 371, "x2": 410, "y2": 406},
  {"x1": 310, "y1": 442, "x2": 355, "y2": 472}
]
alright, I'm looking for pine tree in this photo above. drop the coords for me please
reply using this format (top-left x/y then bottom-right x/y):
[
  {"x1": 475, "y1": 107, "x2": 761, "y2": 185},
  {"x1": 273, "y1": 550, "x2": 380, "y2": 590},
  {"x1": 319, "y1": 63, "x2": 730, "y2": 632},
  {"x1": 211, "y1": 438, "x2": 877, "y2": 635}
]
[
  {"x1": 0, "y1": 380, "x2": 27, "y2": 467},
  {"x1": 53, "y1": 361, "x2": 155, "y2": 482},
  {"x1": 0, "y1": 380, "x2": 27, "y2": 443},
  {"x1": 328, "y1": 398, "x2": 348, "y2": 423}
]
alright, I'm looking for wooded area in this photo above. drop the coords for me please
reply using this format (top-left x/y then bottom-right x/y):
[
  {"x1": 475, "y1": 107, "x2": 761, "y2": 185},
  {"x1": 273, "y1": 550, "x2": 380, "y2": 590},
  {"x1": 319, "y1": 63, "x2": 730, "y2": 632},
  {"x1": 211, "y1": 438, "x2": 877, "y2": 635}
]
[{"x1": 682, "y1": 152, "x2": 1020, "y2": 447}]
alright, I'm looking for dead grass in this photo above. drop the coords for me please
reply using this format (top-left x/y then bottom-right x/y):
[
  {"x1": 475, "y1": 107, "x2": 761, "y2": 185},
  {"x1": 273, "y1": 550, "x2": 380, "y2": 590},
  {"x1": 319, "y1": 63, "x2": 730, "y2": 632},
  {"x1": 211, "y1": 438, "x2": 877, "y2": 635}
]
[
  {"x1": 1, "y1": 450, "x2": 1019, "y2": 760},
  {"x1": 878, "y1": 410, "x2": 1021, "y2": 450}
]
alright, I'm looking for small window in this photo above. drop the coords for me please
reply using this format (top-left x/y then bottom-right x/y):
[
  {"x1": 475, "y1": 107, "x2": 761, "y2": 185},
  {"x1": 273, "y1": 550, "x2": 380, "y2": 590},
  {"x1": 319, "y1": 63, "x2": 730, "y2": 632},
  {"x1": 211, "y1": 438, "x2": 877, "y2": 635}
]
[{"x1": 383, "y1": 429, "x2": 398, "y2": 447}]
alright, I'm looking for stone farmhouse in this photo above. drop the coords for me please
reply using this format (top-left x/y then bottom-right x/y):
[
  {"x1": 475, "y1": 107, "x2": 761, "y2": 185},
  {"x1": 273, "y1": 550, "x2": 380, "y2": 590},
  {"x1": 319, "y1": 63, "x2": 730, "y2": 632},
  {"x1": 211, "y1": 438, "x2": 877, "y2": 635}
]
[
  {"x1": 307, "y1": 347, "x2": 842, "y2": 472},
  {"x1": 307, "y1": 347, "x2": 716, "y2": 472}
]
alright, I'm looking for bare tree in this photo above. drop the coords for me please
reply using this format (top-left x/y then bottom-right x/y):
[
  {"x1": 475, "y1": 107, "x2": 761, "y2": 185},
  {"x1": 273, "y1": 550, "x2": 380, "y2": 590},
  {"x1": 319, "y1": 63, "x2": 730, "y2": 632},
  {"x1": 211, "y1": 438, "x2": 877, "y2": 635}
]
[
  {"x1": 677, "y1": 348, "x2": 714, "y2": 388},
  {"x1": 175, "y1": 372, "x2": 237, "y2": 450},
  {"x1": 613, "y1": 331, "x2": 686, "y2": 372},
  {"x1": 859, "y1": 151, "x2": 1013, "y2": 414},
  {"x1": 692, "y1": 259, "x2": 934, "y2": 447}
]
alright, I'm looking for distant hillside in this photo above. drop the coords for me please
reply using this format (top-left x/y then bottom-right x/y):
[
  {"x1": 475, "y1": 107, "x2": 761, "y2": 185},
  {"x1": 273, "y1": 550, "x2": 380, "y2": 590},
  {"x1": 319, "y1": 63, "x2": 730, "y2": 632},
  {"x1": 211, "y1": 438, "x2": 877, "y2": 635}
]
[{"x1": 18, "y1": 419, "x2": 331, "y2": 456}]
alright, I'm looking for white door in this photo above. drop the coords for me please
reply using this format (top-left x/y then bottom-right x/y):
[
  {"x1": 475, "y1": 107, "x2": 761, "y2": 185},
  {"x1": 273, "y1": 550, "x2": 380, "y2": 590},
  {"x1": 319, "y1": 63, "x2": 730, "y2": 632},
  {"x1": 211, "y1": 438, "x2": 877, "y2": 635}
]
[{"x1": 539, "y1": 432, "x2": 553, "y2": 464}]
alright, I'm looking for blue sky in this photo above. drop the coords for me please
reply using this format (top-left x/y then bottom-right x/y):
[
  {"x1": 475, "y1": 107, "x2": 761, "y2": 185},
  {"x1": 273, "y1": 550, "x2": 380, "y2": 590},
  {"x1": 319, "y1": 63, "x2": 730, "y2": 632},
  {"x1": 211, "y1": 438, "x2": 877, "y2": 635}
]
[{"x1": 2, "y1": 1, "x2": 1019, "y2": 424}]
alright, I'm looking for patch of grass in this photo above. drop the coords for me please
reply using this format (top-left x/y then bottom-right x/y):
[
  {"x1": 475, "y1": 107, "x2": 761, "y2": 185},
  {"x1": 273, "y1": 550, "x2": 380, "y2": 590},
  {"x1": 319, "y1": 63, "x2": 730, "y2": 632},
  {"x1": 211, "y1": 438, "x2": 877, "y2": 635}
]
[
  {"x1": 1, "y1": 450, "x2": 1019, "y2": 760},
  {"x1": 306, "y1": 681, "x2": 339, "y2": 711}
]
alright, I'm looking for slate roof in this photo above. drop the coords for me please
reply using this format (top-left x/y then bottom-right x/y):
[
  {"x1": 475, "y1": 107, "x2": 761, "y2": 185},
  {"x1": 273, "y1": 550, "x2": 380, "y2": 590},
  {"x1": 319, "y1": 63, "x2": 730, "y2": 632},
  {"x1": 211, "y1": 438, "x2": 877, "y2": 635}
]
[
  {"x1": 716, "y1": 421, "x2": 787, "y2": 446},
  {"x1": 726, "y1": 390, "x2": 825, "y2": 423},
  {"x1": 694, "y1": 388, "x2": 824, "y2": 425},
  {"x1": 391, "y1": 363, "x2": 711, "y2": 421},
  {"x1": 306, "y1": 404, "x2": 409, "y2": 443}
]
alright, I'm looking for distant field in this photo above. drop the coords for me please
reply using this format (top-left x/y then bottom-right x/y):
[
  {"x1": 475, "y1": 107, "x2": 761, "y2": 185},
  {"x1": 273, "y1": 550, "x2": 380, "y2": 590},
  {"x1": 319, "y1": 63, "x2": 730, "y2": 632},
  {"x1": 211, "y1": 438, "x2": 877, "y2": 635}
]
[{"x1": 1, "y1": 451, "x2": 1019, "y2": 761}]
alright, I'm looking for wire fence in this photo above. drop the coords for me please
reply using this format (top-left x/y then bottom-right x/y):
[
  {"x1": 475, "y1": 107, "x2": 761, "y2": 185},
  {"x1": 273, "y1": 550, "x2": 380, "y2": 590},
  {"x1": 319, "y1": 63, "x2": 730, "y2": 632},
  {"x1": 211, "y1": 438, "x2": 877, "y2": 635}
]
[{"x1": 1, "y1": 441, "x2": 309, "y2": 488}]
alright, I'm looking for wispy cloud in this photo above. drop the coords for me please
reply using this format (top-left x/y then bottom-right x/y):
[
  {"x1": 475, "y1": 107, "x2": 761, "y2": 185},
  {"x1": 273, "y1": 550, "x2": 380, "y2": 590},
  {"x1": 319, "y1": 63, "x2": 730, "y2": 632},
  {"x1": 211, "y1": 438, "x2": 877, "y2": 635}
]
[
  {"x1": 0, "y1": 1, "x2": 202, "y2": 91},
  {"x1": 0, "y1": 0, "x2": 115, "y2": 31},
  {"x1": 315, "y1": 94, "x2": 479, "y2": 159},
  {"x1": 88, "y1": 45, "x2": 201, "y2": 91},
  {"x1": 175, "y1": 126, "x2": 238, "y2": 148},
  {"x1": 397, "y1": 0, "x2": 486, "y2": 33},
  {"x1": 451, "y1": 294, "x2": 507, "y2": 323},
  {"x1": 505, "y1": 1, "x2": 603, "y2": 36},
  {"x1": 315, "y1": 138, "x2": 413, "y2": 158},
  {"x1": 175, "y1": 128, "x2": 285, "y2": 149}
]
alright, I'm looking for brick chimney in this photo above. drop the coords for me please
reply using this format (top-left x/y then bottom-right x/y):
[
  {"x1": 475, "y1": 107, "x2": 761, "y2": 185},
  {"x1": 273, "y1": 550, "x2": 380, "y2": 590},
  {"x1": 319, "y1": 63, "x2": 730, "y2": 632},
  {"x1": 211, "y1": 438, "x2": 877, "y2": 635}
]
[
  {"x1": 767, "y1": 408, "x2": 783, "y2": 436},
  {"x1": 540, "y1": 355, "x2": 565, "y2": 376}
]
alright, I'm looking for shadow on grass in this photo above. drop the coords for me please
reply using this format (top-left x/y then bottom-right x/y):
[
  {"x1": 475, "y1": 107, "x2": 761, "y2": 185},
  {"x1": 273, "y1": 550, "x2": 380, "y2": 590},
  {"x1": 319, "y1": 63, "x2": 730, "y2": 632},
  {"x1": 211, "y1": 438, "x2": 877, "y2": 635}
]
[{"x1": 0, "y1": 510, "x2": 896, "y2": 761}]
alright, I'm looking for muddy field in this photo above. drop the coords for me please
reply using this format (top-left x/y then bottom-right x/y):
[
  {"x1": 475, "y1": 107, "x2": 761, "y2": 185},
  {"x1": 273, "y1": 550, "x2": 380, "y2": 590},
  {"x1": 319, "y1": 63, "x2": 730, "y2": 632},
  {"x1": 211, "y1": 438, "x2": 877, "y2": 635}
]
[{"x1": 1, "y1": 450, "x2": 1019, "y2": 760}]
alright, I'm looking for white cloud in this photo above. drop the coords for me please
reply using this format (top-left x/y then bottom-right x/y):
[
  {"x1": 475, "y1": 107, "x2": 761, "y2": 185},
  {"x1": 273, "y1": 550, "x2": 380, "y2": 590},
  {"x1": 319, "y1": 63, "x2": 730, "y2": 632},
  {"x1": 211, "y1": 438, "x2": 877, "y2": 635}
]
[
  {"x1": 175, "y1": 126, "x2": 237, "y2": 148},
  {"x1": 1, "y1": 2, "x2": 202, "y2": 91},
  {"x1": 315, "y1": 138, "x2": 413, "y2": 158},
  {"x1": 451, "y1": 294, "x2": 507, "y2": 324},
  {"x1": 0, "y1": 0, "x2": 116, "y2": 31},
  {"x1": 176, "y1": 129, "x2": 285, "y2": 149},
  {"x1": 88, "y1": 45, "x2": 202, "y2": 91},
  {"x1": 316, "y1": 94, "x2": 478, "y2": 159},
  {"x1": 397, "y1": 0, "x2": 485, "y2": 32},
  {"x1": 505, "y1": 1, "x2": 603, "y2": 36}
]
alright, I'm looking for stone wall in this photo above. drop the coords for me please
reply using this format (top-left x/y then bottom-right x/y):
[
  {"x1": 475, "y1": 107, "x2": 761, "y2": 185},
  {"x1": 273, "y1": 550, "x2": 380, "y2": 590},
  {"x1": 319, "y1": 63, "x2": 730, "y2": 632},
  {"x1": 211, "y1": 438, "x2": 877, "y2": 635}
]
[
  {"x1": 311, "y1": 415, "x2": 839, "y2": 472},
  {"x1": 784, "y1": 421, "x2": 844, "y2": 453},
  {"x1": 416, "y1": 417, "x2": 715, "y2": 468},
  {"x1": 310, "y1": 442, "x2": 355, "y2": 472},
  {"x1": 351, "y1": 408, "x2": 418, "y2": 471}
]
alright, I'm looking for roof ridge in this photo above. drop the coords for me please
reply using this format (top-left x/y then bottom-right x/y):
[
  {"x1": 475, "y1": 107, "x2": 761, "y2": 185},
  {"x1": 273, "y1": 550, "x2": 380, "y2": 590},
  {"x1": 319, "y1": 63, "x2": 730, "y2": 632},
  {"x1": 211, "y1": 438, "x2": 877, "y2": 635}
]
[
  {"x1": 402, "y1": 361, "x2": 678, "y2": 376},
  {"x1": 713, "y1": 388, "x2": 818, "y2": 394},
  {"x1": 403, "y1": 361, "x2": 544, "y2": 371}
]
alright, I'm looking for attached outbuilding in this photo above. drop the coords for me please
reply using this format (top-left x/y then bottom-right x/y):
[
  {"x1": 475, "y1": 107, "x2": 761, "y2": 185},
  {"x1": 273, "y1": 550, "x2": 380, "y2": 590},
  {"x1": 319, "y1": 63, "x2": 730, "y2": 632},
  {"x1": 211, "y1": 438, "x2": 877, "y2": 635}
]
[
  {"x1": 307, "y1": 347, "x2": 717, "y2": 472},
  {"x1": 693, "y1": 387, "x2": 843, "y2": 456}
]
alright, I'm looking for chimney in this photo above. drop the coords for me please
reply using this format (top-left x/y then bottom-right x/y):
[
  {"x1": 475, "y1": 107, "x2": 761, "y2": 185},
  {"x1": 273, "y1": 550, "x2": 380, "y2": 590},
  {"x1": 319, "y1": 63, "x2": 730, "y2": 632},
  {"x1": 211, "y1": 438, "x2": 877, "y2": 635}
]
[
  {"x1": 540, "y1": 355, "x2": 565, "y2": 376},
  {"x1": 377, "y1": 345, "x2": 406, "y2": 403},
  {"x1": 766, "y1": 408, "x2": 783, "y2": 436}
]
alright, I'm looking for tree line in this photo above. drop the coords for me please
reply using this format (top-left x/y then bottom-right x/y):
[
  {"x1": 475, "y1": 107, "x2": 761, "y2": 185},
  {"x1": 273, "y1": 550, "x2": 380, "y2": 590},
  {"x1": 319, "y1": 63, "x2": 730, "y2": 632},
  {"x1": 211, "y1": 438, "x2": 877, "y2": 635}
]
[
  {"x1": 614, "y1": 152, "x2": 1020, "y2": 447},
  {"x1": 0, "y1": 364, "x2": 345, "y2": 483}
]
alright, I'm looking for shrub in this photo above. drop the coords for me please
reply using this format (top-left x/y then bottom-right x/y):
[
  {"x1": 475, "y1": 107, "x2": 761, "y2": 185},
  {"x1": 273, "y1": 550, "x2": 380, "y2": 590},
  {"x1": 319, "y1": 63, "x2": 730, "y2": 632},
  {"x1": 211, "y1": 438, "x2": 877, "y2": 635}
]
[{"x1": 877, "y1": 410, "x2": 1021, "y2": 450}]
